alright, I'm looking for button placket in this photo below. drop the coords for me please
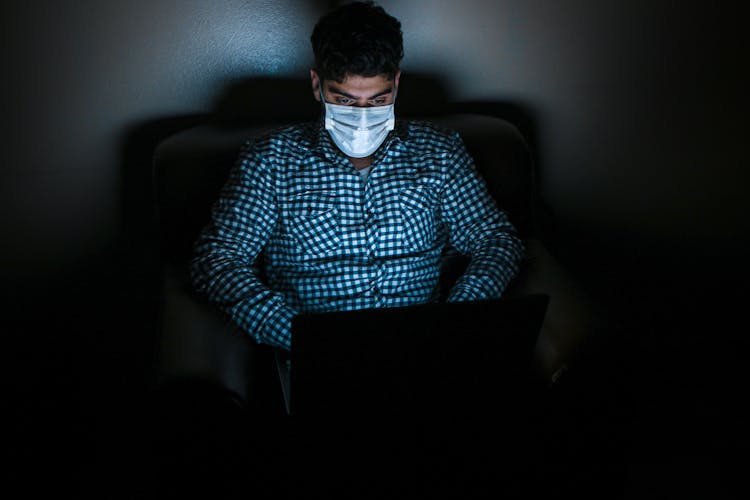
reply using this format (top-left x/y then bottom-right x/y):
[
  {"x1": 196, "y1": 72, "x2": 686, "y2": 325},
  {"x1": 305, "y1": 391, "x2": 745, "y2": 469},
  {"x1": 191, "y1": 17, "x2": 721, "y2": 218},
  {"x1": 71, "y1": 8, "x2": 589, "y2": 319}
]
[{"x1": 363, "y1": 180, "x2": 379, "y2": 256}]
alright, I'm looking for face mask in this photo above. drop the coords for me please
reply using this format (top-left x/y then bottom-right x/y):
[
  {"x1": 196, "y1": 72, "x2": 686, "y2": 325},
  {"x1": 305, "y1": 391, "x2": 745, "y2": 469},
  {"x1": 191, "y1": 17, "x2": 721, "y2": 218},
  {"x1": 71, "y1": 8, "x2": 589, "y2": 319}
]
[{"x1": 321, "y1": 89, "x2": 396, "y2": 158}]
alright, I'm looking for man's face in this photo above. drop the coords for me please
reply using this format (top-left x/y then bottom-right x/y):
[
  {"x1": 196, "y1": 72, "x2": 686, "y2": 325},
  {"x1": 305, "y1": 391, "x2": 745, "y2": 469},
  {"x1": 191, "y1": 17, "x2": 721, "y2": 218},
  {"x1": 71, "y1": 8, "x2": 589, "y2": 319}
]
[{"x1": 311, "y1": 70, "x2": 400, "y2": 107}]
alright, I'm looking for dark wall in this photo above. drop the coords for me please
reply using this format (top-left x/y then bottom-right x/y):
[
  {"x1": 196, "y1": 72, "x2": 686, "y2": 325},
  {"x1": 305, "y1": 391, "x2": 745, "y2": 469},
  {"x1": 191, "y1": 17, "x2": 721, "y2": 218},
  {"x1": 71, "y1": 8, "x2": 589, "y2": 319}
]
[
  {"x1": 2, "y1": 1, "x2": 323, "y2": 282},
  {"x1": 384, "y1": 2, "x2": 748, "y2": 357},
  {"x1": 388, "y1": 1, "x2": 747, "y2": 262}
]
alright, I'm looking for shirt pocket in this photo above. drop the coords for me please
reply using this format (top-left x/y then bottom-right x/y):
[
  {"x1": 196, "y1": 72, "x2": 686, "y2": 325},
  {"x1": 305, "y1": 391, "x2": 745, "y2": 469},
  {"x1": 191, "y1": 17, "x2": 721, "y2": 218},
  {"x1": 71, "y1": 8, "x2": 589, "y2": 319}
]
[
  {"x1": 287, "y1": 191, "x2": 341, "y2": 255},
  {"x1": 398, "y1": 186, "x2": 438, "y2": 252}
]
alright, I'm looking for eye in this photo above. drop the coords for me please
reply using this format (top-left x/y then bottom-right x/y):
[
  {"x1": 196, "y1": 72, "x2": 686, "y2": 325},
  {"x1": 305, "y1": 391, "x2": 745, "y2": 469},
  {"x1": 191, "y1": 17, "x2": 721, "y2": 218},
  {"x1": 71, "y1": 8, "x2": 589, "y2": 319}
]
[
  {"x1": 335, "y1": 96, "x2": 354, "y2": 105},
  {"x1": 370, "y1": 98, "x2": 387, "y2": 105}
]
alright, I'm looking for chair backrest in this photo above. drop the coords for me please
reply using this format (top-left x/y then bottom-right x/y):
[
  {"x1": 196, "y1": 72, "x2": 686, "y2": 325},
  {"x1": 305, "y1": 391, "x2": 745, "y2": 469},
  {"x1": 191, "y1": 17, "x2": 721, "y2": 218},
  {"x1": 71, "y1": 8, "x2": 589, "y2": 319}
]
[{"x1": 152, "y1": 113, "x2": 536, "y2": 267}]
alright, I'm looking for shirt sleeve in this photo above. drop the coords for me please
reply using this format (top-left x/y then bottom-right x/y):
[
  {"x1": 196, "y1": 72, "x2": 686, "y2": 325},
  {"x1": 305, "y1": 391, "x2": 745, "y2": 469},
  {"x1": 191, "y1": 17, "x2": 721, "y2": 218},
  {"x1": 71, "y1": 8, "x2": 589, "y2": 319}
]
[
  {"x1": 190, "y1": 140, "x2": 296, "y2": 350},
  {"x1": 440, "y1": 135, "x2": 525, "y2": 302}
]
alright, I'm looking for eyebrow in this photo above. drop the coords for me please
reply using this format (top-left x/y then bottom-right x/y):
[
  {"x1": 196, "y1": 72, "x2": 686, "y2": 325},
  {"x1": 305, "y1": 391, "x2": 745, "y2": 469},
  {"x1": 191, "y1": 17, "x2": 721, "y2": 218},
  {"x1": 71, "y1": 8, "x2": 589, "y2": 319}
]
[{"x1": 327, "y1": 85, "x2": 393, "y2": 100}]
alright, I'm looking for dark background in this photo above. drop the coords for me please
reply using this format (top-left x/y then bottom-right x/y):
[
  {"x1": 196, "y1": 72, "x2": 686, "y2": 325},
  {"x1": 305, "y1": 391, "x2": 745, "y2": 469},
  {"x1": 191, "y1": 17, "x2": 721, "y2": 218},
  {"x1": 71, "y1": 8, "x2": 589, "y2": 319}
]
[{"x1": 2, "y1": 0, "x2": 747, "y2": 497}]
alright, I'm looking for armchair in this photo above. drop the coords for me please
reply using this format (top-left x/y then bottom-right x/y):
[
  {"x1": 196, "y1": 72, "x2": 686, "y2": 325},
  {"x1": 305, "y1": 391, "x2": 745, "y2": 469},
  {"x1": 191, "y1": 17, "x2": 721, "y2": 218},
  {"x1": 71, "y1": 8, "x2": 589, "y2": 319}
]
[{"x1": 150, "y1": 98, "x2": 597, "y2": 413}]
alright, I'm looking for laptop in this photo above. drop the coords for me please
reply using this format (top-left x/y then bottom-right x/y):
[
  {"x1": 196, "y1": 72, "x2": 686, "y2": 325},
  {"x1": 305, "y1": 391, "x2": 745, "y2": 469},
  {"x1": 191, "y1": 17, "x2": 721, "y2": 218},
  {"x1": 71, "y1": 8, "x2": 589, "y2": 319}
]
[{"x1": 278, "y1": 293, "x2": 549, "y2": 418}]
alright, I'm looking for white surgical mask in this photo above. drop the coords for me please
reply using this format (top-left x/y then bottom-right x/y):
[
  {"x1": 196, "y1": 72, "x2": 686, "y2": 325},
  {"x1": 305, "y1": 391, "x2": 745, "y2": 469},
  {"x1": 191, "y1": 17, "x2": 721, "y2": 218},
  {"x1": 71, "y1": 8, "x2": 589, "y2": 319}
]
[{"x1": 321, "y1": 89, "x2": 396, "y2": 158}]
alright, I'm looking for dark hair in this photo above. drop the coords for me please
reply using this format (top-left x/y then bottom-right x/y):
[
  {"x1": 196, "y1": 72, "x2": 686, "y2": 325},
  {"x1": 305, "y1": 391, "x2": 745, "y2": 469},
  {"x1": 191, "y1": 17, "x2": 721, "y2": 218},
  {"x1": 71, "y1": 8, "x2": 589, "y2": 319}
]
[{"x1": 311, "y1": 1, "x2": 403, "y2": 82}]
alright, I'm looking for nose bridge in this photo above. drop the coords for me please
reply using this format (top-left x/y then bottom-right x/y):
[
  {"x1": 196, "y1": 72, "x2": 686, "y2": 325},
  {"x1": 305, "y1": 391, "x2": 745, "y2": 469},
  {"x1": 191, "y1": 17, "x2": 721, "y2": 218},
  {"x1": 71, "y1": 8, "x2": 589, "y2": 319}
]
[{"x1": 357, "y1": 106, "x2": 369, "y2": 127}]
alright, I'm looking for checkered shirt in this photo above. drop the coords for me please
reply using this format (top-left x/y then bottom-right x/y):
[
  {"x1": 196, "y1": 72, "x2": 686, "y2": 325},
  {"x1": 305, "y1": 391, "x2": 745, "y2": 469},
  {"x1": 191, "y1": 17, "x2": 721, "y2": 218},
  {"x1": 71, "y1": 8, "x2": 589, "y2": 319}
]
[{"x1": 191, "y1": 119, "x2": 524, "y2": 350}]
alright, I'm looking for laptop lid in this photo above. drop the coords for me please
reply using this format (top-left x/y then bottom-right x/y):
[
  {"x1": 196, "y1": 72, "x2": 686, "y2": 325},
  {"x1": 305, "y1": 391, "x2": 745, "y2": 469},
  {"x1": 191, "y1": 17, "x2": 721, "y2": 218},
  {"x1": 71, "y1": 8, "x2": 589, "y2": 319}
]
[{"x1": 287, "y1": 293, "x2": 549, "y2": 418}]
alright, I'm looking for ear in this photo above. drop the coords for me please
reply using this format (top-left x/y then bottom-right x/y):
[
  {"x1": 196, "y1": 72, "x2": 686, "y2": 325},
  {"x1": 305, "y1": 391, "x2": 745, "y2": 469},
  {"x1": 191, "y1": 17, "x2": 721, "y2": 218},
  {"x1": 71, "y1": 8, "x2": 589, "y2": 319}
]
[
  {"x1": 311, "y1": 69, "x2": 322, "y2": 102},
  {"x1": 394, "y1": 70, "x2": 401, "y2": 90}
]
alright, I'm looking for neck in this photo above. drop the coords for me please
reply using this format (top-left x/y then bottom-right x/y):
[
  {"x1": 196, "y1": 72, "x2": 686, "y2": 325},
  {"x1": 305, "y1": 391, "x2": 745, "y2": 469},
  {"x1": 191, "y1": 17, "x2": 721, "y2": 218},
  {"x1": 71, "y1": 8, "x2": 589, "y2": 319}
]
[{"x1": 348, "y1": 155, "x2": 374, "y2": 170}]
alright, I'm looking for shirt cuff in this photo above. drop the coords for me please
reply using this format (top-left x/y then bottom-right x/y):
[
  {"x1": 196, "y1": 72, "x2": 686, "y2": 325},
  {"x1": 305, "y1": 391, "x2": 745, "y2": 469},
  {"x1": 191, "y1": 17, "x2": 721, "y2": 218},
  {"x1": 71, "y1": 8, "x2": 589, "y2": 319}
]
[
  {"x1": 261, "y1": 302, "x2": 296, "y2": 351},
  {"x1": 446, "y1": 285, "x2": 477, "y2": 303}
]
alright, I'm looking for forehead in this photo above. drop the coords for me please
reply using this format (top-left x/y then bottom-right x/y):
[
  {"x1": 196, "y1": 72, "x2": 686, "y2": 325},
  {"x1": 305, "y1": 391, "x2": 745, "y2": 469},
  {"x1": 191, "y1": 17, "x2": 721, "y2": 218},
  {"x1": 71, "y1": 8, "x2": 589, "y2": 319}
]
[{"x1": 323, "y1": 74, "x2": 395, "y2": 95}]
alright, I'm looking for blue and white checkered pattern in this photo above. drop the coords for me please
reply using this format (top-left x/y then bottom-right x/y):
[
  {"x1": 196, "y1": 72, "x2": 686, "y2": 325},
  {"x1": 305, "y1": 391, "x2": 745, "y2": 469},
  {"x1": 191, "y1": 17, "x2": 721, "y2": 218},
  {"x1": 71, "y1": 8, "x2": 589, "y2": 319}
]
[{"x1": 191, "y1": 119, "x2": 524, "y2": 350}]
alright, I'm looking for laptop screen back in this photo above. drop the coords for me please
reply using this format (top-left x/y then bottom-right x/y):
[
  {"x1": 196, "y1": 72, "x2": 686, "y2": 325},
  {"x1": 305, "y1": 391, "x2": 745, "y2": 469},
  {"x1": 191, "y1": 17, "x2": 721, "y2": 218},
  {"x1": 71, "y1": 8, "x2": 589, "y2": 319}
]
[{"x1": 289, "y1": 294, "x2": 549, "y2": 418}]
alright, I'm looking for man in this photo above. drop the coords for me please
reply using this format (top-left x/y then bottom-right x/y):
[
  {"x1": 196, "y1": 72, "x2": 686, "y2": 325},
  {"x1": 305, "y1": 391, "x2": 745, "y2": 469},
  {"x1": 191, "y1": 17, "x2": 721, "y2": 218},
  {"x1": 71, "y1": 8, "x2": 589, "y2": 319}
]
[
  {"x1": 191, "y1": 0, "x2": 524, "y2": 354},
  {"x1": 190, "y1": 2, "x2": 528, "y2": 494}
]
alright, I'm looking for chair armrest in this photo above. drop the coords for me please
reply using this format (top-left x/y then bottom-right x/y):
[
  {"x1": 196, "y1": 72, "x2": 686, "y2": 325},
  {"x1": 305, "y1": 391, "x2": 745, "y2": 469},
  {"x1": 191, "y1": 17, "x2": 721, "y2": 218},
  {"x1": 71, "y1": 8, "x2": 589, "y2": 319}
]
[
  {"x1": 507, "y1": 238, "x2": 601, "y2": 382},
  {"x1": 152, "y1": 264, "x2": 257, "y2": 402}
]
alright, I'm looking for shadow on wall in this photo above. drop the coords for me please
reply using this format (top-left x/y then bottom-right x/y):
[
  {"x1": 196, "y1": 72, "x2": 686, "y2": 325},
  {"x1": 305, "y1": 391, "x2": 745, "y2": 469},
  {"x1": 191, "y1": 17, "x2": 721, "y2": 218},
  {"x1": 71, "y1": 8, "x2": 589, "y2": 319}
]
[
  {"x1": 210, "y1": 73, "x2": 540, "y2": 144},
  {"x1": 210, "y1": 72, "x2": 455, "y2": 124}
]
